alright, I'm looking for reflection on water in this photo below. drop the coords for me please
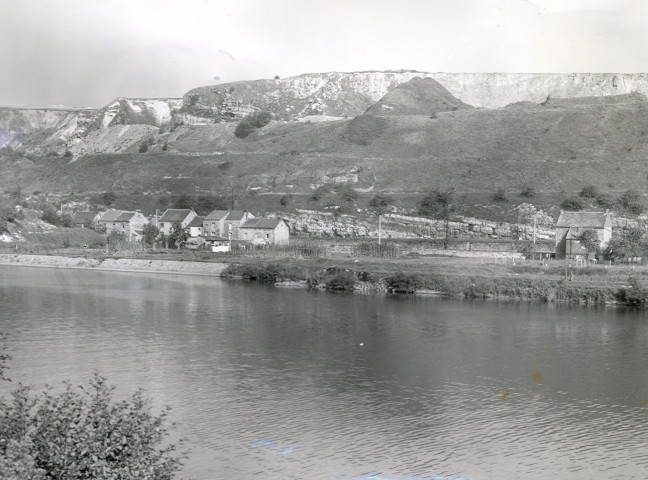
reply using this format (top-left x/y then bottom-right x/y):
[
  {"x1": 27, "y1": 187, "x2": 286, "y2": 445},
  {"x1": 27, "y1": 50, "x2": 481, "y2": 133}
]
[{"x1": 2, "y1": 265, "x2": 648, "y2": 479}]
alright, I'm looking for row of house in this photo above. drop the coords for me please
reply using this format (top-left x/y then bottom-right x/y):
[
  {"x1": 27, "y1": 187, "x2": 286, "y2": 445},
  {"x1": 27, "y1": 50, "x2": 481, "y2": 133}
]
[{"x1": 77, "y1": 207, "x2": 290, "y2": 248}]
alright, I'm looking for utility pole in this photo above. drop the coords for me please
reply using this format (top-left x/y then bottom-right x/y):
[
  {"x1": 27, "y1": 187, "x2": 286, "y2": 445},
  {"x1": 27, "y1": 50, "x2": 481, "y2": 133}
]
[
  {"x1": 231, "y1": 184, "x2": 235, "y2": 210},
  {"x1": 378, "y1": 214, "x2": 382, "y2": 246}
]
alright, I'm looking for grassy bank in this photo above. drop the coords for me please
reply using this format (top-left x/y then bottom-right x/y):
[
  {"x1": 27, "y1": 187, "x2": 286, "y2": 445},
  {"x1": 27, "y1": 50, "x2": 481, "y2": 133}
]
[{"x1": 222, "y1": 259, "x2": 648, "y2": 305}]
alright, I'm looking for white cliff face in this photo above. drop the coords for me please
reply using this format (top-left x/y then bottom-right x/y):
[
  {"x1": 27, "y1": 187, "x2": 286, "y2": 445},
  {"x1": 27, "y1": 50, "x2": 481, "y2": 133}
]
[{"x1": 3, "y1": 71, "x2": 648, "y2": 154}]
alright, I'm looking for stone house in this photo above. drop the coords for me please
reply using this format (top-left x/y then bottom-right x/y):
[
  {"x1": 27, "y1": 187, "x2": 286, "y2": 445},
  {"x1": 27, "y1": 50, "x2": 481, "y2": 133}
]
[
  {"x1": 97, "y1": 210, "x2": 148, "y2": 240},
  {"x1": 555, "y1": 210, "x2": 612, "y2": 259},
  {"x1": 113, "y1": 211, "x2": 149, "y2": 241},
  {"x1": 157, "y1": 209, "x2": 197, "y2": 236},
  {"x1": 223, "y1": 210, "x2": 254, "y2": 240},
  {"x1": 203, "y1": 210, "x2": 230, "y2": 237},
  {"x1": 238, "y1": 218, "x2": 290, "y2": 245}
]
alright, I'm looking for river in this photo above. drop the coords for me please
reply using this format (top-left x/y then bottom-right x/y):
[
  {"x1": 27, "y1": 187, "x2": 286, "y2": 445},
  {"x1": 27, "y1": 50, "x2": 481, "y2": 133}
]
[{"x1": 1, "y1": 265, "x2": 648, "y2": 480}]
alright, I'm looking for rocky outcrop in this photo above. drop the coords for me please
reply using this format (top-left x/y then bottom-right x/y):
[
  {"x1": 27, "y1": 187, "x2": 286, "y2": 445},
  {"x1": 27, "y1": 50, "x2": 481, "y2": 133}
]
[
  {"x1": 281, "y1": 210, "x2": 555, "y2": 241},
  {"x1": 4, "y1": 71, "x2": 648, "y2": 154}
]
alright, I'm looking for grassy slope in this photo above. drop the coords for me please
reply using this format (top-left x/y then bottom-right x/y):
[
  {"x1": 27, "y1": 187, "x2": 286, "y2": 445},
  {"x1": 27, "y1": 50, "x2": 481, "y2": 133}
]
[{"x1": 3, "y1": 90, "x2": 648, "y2": 221}]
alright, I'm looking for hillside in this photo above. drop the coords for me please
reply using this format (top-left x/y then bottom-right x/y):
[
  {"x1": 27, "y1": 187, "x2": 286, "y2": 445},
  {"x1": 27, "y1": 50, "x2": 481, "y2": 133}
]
[{"x1": 2, "y1": 71, "x2": 648, "y2": 224}]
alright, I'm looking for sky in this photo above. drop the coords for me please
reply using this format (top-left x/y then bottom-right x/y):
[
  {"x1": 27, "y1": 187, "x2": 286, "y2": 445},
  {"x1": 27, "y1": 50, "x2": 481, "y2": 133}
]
[{"x1": 2, "y1": 0, "x2": 648, "y2": 108}]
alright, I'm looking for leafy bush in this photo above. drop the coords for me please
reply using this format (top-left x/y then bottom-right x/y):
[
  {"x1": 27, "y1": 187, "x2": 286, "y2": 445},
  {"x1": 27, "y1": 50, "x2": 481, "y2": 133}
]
[
  {"x1": 141, "y1": 224, "x2": 160, "y2": 247},
  {"x1": 492, "y1": 189, "x2": 507, "y2": 202},
  {"x1": 0, "y1": 374, "x2": 185, "y2": 480},
  {"x1": 234, "y1": 119, "x2": 255, "y2": 138},
  {"x1": 560, "y1": 196, "x2": 586, "y2": 211},
  {"x1": 619, "y1": 189, "x2": 645, "y2": 215},
  {"x1": 368, "y1": 194, "x2": 394, "y2": 213},
  {"x1": 325, "y1": 271, "x2": 356, "y2": 291},
  {"x1": 40, "y1": 205, "x2": 62, "y2": 226},
  {"x1": 234, "y1": 111, "x2": 272, "y2": 138},
  {"x1": 519, "y1": 185, "x2": 535, "y2": 198},
  {"x1": 386, "y1": 273, "x2": 420, "y2": 293},
  {"x1": 595, "y1": 193, "x2": 617, "y2": 209},
  {"x1": 579, "y1": 185, "x2": 600, "y2": 198}
]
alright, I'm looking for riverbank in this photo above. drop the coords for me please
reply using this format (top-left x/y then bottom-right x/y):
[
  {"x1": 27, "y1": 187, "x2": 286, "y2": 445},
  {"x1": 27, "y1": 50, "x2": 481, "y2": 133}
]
[
  {"x1": 2, "y1": 253, "x2": 647, "y2": 306},
  {"x1": 0, "y1": 254, "x2": 228, "y2": 276}
]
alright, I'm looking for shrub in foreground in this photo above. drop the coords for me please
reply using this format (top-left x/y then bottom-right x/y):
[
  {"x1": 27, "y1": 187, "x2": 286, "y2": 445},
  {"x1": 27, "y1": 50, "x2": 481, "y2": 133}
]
[{"x1": 0, "y1": 373, "x2": 185, "y2": 480}]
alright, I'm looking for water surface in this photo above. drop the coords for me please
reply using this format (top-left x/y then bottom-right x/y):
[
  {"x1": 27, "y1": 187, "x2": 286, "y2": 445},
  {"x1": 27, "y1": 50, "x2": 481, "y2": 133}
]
[{"x1": 1, "y1": 265, "x2": 648, "y2": 480}]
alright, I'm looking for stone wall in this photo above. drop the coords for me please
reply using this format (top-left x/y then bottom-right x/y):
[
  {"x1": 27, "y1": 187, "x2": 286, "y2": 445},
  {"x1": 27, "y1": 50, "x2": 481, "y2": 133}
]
[{"x1": 281, "y1": 210, "x2": 555, "y2": 242}]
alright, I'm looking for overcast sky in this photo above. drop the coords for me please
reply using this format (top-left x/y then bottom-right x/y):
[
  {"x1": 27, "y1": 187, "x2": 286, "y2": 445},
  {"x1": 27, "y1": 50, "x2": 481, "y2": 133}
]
[{"x1": 2, "y1": 0, "x2": 648, "y2": 108}]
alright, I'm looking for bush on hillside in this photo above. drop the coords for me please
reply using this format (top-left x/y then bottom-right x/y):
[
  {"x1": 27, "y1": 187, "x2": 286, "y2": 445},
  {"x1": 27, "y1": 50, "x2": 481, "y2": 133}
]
[
  {"x1": 234, "y1": 119, "x2": 255, "y2": 138},
  {"x1": 595, "y1": 193, "x2": 617, "y2": 210},
  {"x1": 579, "y1": 185, "x2": 600, "y2": 198},
  {"x1": 234, "y1": 111, "x2": 272, "y2": 138},
  {"x1": 519, "y1": 185, "x2": 535, "y2": 198},
  {"x1": 560, "y1": 196, "x2": 586, "y2": 211},
  {"x1": 492, "y1": 189, "x2": 507, "y2": 202},
  {"x1": 619, "y1": 189, "x2": 645, "y2": 215},
  {"x1": 368, "y1": 194, "x2": 394, "y2": 214}
]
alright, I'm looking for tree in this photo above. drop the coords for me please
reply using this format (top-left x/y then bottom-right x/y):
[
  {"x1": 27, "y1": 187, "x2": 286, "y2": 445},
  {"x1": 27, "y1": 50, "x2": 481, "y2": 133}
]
[
  {"x1": 577, "y1": 230, "x2": 601, "y2": 258},
  {"x1": 167, "y1": 222, "x2": 188, "y2": 249},
  {"x1": 141, "y1": 224, "x2": 160, "y2": 247},
  {"x1": 368, "y1": 194, "x2": 394, "y2": 215},
  {"x1": 418, "y1": 190, "x2": 454, "y2": 249},
  {"x1": 0, "y1": 373, "x2": 185, "y2": 480},
  {"x1": 604, "y1": 227, "x2": 648, "y2": 262}
]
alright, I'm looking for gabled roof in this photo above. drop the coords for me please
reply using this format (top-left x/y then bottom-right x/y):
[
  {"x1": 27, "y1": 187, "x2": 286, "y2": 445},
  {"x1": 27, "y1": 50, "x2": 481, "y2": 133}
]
[
  {"x1": 556, "y1": 211, "x2": 610, "y2": 228},
  {"x1": 187, "y1": 216, "x2": 204, "y2": 228},
  {"x1": 115, "y1": 211, "x2": 137, "y2": 222},
  {"x1": 205, "y1": 209, "x2": 230, "y2": 221},
  {"x1": 225, "y1": 210, "x2": 247, "y2": 221},
  {"x1": 240, "y1": 218, "x2": 282, "y2": 229},
  {"x1": 72, "y1": 212, "x2": 96, "y2": 224},
  {"x1": 98, "y1": 209, "x2": 124, "y2": 222},
  {"x1": 158, "y1": 209, "x2": 194, "y2": 223}
]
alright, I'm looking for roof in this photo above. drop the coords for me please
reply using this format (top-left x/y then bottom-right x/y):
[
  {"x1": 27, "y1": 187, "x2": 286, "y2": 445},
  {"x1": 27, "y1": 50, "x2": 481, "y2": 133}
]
[
  {"x1": 205, "y1": 209, "x2": 229, "y2": 221},
  {"x1": 556, "y1": 211, "x2": 610, "y2": 228},
  {"x1": 115, "y1": 211, "x2": 137, "y2": 222},
  {"x1": 158, "y1": 209, "x2": 194, "y2": 223},
  {"x1": 98, "y1": 209, "x2": 124, "y2": 222},
  {"x1": 72, "y1": 212, "x2": 96, "y2": 224},
  {"x1": 187, "y1": 216, "x2": 204, "y2": 228},
  {"x1": 225, "y1": 210, "x2": 247, "y2": 221},
  {"x1": 240, "y1": 218, "x2": 282, "y2": 229}
]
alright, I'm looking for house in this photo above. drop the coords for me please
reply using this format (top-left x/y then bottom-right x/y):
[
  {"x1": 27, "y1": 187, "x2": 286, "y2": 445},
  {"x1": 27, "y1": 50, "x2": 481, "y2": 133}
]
[
  {"x1": 157, "y1": 209, "x2": 197, "y2": 236},
  {"x1": 113, "y1": 211, "x2": 149, "y2": 241},
  {"x1": 203, "y1": 210, "x2": 229, "y2": 237},
  {"x1": 186, "y1": 216, "x2": 204, "y2": 238},
  {"x1": 238, "y1": 218, "x2": 290, "y2": 245},
  {"x1": 97, "y1": 209, "x2": 125, "y2": 232},
  {"x1": 72, "y1": 211, "x2": 97, "y2": 229},
  {"x1": 184, "y1": 216, "x2": 206, "y2": 249},
  {"x1": 223, "y1": 210, "x2": 254, "y2": 240},
  {"x1": 98, "y1": 210, "x2": 148, "y2": 240},
  {"x1": 555, "y1": 210, "x2": 612, "y2": 259}
]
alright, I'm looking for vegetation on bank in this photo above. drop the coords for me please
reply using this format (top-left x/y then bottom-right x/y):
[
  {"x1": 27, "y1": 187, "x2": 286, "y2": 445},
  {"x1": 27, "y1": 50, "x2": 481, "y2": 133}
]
[{"x1": 222, "y1": 261, "x2": 647, "y2": 305}]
